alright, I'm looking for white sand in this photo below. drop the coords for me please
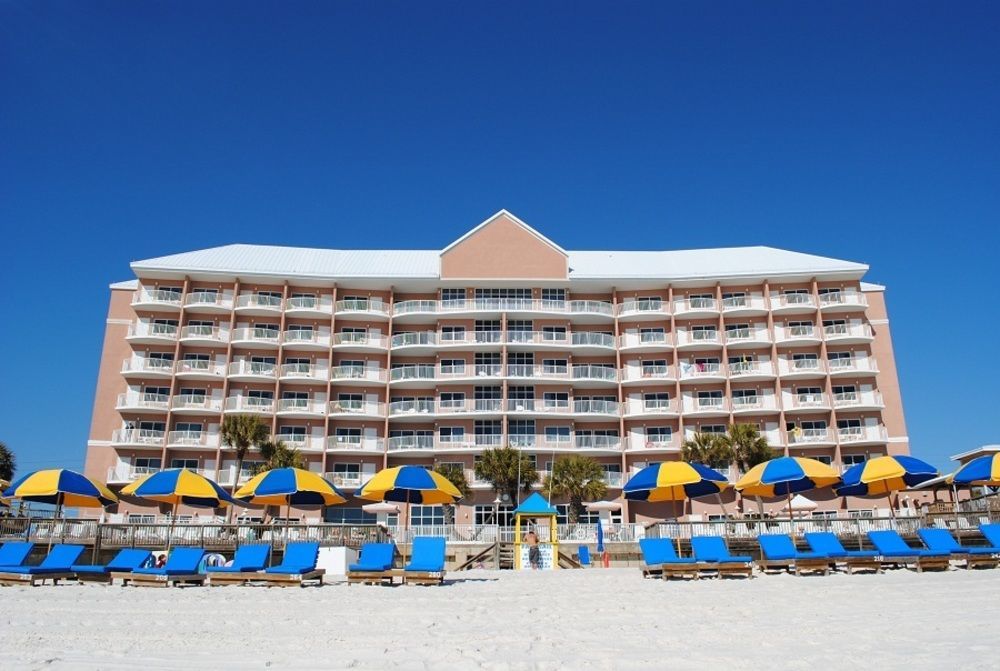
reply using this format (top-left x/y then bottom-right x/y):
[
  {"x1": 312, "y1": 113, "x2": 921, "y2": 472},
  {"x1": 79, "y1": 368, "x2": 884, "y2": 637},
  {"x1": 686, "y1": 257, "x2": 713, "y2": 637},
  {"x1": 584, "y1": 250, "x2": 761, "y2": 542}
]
[{"x1": 1, "y1": 568, "x2": 995, "y2": 670}]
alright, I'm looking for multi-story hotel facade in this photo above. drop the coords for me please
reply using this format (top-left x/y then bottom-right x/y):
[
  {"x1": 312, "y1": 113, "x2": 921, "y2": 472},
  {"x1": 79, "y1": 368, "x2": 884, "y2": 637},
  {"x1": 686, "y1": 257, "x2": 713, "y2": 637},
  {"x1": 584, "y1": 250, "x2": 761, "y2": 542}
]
[{"x1": 84, "y1": 211, "x2": 909, "y2": 525}]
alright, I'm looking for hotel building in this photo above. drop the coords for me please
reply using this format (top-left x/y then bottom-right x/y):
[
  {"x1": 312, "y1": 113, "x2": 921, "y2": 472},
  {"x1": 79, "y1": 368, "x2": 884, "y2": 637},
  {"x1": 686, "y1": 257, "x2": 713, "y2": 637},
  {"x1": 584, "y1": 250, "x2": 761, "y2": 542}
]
[{"x1": 84, "y1": 211, "x2": 908, "y2": 525}]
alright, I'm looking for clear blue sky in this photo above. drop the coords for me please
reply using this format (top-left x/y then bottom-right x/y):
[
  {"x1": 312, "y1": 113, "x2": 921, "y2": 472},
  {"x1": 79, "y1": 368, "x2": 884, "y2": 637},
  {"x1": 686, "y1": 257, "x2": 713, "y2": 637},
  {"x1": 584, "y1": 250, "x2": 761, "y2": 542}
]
[{"x1": 1, "y1": 1, "x2": 997, "y2": 476}]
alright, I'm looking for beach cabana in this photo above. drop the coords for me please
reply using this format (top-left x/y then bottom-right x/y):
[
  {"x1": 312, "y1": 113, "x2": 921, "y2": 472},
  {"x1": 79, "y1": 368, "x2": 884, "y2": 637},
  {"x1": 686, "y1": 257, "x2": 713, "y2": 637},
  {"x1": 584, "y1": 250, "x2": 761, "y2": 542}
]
[{"x1": 513, "y1": 492, "x2": 559, "y2": 570}]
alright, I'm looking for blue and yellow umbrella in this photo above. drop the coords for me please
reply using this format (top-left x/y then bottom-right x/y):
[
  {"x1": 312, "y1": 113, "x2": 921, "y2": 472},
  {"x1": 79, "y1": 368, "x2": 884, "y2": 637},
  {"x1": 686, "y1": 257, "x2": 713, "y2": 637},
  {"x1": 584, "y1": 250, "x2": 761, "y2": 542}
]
[
  {"x1": 236, "y1": 468, "x2": 346, "y2": 535},
  {"x1": 736, "y1": 456, "x2": 841, "y2": 520},
  {"x1": 356, "y1": 465, "x2": 463, "y2": 505},
  {"x1": 623, "y1": 462, "x2": 730, "y2": 503},
  {"x1": 3, "y1": 469, "x2": 118, "y2": 509},
  {"x1": 122, "y1": 468, "x2": 238, "y2": 508},
  {"x1": 835, "y1": 455, "x2": 937, "y2": 519},
  {"x1": 948, "y1": 453, "x2": 1000, "y2": 487}
]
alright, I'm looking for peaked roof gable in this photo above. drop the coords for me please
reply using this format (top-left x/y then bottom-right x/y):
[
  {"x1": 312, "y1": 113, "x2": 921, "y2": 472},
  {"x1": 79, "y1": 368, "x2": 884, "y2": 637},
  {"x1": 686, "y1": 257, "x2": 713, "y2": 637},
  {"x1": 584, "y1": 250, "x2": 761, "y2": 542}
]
[
  {"x1": 441, "y1": 210, "x2": 567, "y2": 257},
  {"x1": 514, "y1": 492, "x2": 560, "y2": 516}
]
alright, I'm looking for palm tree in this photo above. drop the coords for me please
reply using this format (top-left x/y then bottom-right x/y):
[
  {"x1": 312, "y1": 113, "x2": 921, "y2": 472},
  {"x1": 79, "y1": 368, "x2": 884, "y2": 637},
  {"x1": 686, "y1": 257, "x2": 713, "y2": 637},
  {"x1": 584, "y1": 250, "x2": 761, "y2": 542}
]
[
  {"x1": 723, "y1": 423, "x2": 774, "y2": 471},
  {"x1": 257, "y1": 440, "x2": 305, "y2": 472},
  {"x1": 221, "y1": 415, "x2": 269, "y2": 520},
  {"x1": 434, "y1": 464, "x2": 472, "y2": 525},
  {"x1": 0, "y1": 441, "x2": 15, "y2": 484},
  {"x1": 474, "y1": 446, "x2": 538, "y2": 508},
  {"x1": 544, "y1": 456, "x2": 607, "y2": 523},
  {"x1": 681, "y1": 432, "x2": 734, "y2": 470}
]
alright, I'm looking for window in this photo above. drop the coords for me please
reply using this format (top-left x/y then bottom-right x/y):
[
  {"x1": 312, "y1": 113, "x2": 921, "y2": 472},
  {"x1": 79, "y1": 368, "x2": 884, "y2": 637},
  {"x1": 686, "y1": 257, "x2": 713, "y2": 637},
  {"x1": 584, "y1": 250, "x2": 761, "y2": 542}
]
[
  {"x1": 410, "y1": 505, "x2": 444, "y2": 526},
  {"x1": 147, "y1": 352, "x2": 175, "y2": 370},
  {"x1": 689, "y1": 293, "x2": 714, "y2": 308},
  {"x1": 555, "y1": 505, "x2": 600, "y2": 525},
  {"x1": 439, "y1": 392, "x2": 465, "y2": 409},
  {"x1": 813, "y1": 455, "x2": 833, "y2": 465},
  {"x1": 818, "y1": 288, "x2": 843, "y2": 304},
  {"x1": 440, "y1": 358, "x2": 466, "y2": 376},
  {"x1": 788, "y1": 320, "x2": 814, "y2": 336},
  {"x1": 334, "y1": 428, "x2": 362, "y2": 444},
  {"x1": 542, "y1": 359, "x2": 567, "y2": 374},
  {"x1": 541, "y1": 288, "x2": 566, "y2": 305},
  {"x1": 696, "y1": 390, "x2": 723, "y2": 407},
  {"x1": 700, "y1": 425, "x2": 726, "y2": 435},
  {"x1": 647, "y1": 427, "x2": 672, "y2": 443},
  {"x1": 442, "y1": 288, "x2": 466, "y2": 302},
  {"x1": 174, "y1": 421, "x2": 202, "y2": 434},
  {"x1": 545, "y1": 426, "x2": 571, "y2": 443},
  {"x1": 475, "y1": 288, "x2": 532, "y2": 299},
  {"x1": 143, "y1": 386, "x2": 169, "y2": 401},
  {"x1": 639, "y1": 327, "x2": 665, "y2": 343},
  {"x1": 138, "y1": 421, "x2": 165, "y2": 432},
  {"x1": 133, "y1": 457, "x2": 161, "y2": 473},
  {"x1": 731, "y1": 389, "x2": 758, "y2": 407},
  {"x1": 833, "y1": 385, "x2": 858, "y2": 402},
  {"x1": 782, "y1": 289, "x2": 810, "y2": 304},
  {"x1": 542, "y1": 326, "x2": 566, "y2": 341},
  {"x1": 725, "y1": 323, "x2": 750, "y2": 338},
  {"x1": 692, "y1": 325, "x2": 718, "y2": 340},
  {"x1": 823, "y1": 319, "x2": 848, "y2": 336},
  {"x1": 543, "y1": 392, "x2": 569, "y2": 409},
  {"x1": 325, "y1": 507, "x2": 377, "y2": 524},
  {"x1": 643, "y1": 392, "x2": 670, "y2": 409},
  {"x1": 722, "y1": 291, "x2": 747, "y2": 307},
  {"x1": 441, "y1": 326, "x2": 466, "y2": 342},
  {"x1": 171, "y1": 459, "x2": 198, "y2": 469},
  {"x1": 842, "y1": 454, "x2": 876, "y2": 468},
  {"x1": 641, "y1": 359, "x2": 667, "y2": 376},
  {"x1": 791, "y1": 353, "x2": 819, "y2": 370},
  {"x1": 475, "y1": 504, "x2": 515, "y2": 526},
  {"x1": 439, "y1": 427, "x2": 465, "y2": 443}
]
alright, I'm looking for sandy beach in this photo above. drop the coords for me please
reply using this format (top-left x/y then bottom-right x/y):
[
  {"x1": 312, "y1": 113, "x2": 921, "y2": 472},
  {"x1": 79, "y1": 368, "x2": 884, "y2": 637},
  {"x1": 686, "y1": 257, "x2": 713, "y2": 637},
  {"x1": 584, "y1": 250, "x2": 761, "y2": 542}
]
[{"x1": 1, "y1": 568, "x2": 996, "y2": 670}]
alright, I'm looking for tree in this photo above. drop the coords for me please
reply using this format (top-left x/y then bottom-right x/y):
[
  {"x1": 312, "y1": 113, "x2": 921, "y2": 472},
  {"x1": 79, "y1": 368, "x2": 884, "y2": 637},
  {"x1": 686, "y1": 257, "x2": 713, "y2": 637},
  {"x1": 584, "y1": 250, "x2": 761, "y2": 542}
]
[
  {"x1": 543, "y1": 455, "x2": 607, "y2": 523},
  {"x1": 681, "y1": 432, "x2": 734, "y2": 470},
  {"x1": 220, "y1": 414, "x2": 269, "y2": 498},
  {"x1": 257, "y1": 440, "x2": 306, "y2": 473},
  {"x1": 0, "y1": 441, "x2": 14, "y2": 484},
  {"x1": 433, "y1": 463, "x2": 472, "y2": 525},
  {"x1": 474, "y1": 446, "x2": 538, "y2": 508},
  {"x1": 722, "y1": 423, "x2": 774, "y2": 472}
]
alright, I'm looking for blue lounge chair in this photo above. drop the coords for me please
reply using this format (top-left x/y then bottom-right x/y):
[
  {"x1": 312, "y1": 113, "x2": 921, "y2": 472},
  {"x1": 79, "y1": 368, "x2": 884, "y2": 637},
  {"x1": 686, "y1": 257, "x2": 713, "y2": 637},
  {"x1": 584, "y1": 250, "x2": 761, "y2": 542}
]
[
  {"x1": 917, "y1": 529, "x2": 999, "y2": 569},
  {"x1": 577, "y1": 545, "x2": 591, "y2": 567},
  {"x1": 0, "y1": 542, "x2": 34, "y2": 568},
  {"x1": 757, "y1": 534, "x2": 831, "y2": 576},
  {"x1": 403, "y1": 536, "x2": 447, "y2": 585},
  {"x1": 206, "y1": 544, "x2": 271, "y2": 585},
  {"x1": 978, "y1": 523, "x2": 1000, "y2": 550},
  {"x1": 691, "y1": 536, "x2": 754, "y2": 578},
  {"x1": 72, "y1": 549, "x2": 153, "y2": 582},
  {"x1": 120, "y1": 547, "x2": 207, "y2": 586},
  {"x1": 263, "y1": 542, "x2": 324, "y2": 587},
  {"x1": 638, "y1": 538, "x2": 701, "y2": 579},
  {"x1": 868, "y1": 530, "x2": 951, "y2": 572},
  {"x1": 0, "y1": 544, "x2": 85, "y2": 586},
  {"x1": 348, "y1": 542, "x2": 397, "y2": 585},
  {"x1": 804, "y1": 532, "x2": 882, "y2": 574}
]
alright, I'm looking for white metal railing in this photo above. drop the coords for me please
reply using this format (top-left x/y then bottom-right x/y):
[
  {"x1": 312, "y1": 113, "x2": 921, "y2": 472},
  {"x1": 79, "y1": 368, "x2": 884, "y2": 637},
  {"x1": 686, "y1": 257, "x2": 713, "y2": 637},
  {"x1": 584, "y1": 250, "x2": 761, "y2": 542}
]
[
  {"x1": 634, "y1": 398, "x2": 676, "y2": 414},
  {"x1": 111, "y1": 428, "x2": 165, "y2": 445},
  {"x1": 334, "y1": 298, "x2": 387, "y2": 314},
  {"x1": 236, "y1": 293, "x2": 283, "y2": 310},
  {"x1": 133, "y1": 288, "x2": 182, "y2": 305},
  {"x1": 391, "y1": 331, "x2": 437, "y2": 348},
  {"x1": 326, "y1": 437, "x2": 384, "y2": 451},
  {"x1": 128, "y1": 322, "x2": 178, "y2": 339},
  {"x1": 679, "y1": 361, "x2": 722, "y2": 377},
  {"x1": 731, "y1": 395, "x2": 775, "y2": 411},
  {"x1": 724, "y1": 326, "x2": 771, "y2": 344},
  {"x1": 629, "y1": 436, "x2": 679, "y2": 450},
  {"x1": 325, "y1": 400, "x2": 382, "y2": 415},
  {"x1": 286, "y1": 295, "x2": 320, "y2": 311},
  {"x1": 571, "y1": 332, "x2": 615, "y2": 348},
  {"x1": 174, "y1": 359, "x2": 225, "y2": 376},
  {"x1": 283, "y1": 329, "x2": 329, "y2": 347},
  {"x1": 828, "y1": 357, "x2": 878, "y2": 374},
  {"x1": 280, "y1": 362, "x2": 317, "y2": 378},
  {"x1": 792, "y1": 392, "x2": 829, "y2": 408},
  {"x1": 116, "y1": 393, "x2": 169, "y2": 409},
  {"x1": 224, "y1": 396, "x2": 275, "y2": 413},
  {"x1": 331, "y1": 366, "x2": 386, "y2": 383},
  {"x1": 387, "y1": 435, "x2": 436, "y2": 451},
  {"x1": 170, "y1": 394, "x2": 221, "y2": 411},
  {"x1": 389, "y1": 365, "x2": 436, "y2": 382},
  {"x1": 332, "y1": 332, "x2": 387, "y2": 348},
  {"x1": 121, "y1": 358, "x2": 174, "y2": 375},
  {"x1": 676, "y1": 329, "x2": 720, "y2": 346},
  {"x1": 572, "y1": 364, "x2": 618, "y2": 382},
  {"x1": 834, "y1": 391, "x2": 884, "y2": 408},
  {"x1": 623, "y1": 364, "x2": 676, "y2": 381},
  {"x1": 276, "y1": 398, "x2": 325, "y2": 414},
  {"x1": 392, "y1": 300, "x2": 439, "y2": 315},
  {"x1": 772, "y1": 293, "x2": 816, "y2": 309},
  {"x1": 780, "y1": 359, "x2": 826, "y2": 375},
  {"x1": 324, "y1": 472, "x2": 364, "y2": 488},
  {"x1": 728, "y1": 361, "x2": 774, "y2": 377},
  {"x1": 167, "y1": 430, "x2": 218, "y2": 447},
  {"x1": 824, "y1": 323, "x2": 873, "y2": 340},
  {"x1": 788, "y1": 427, "x2": 831, "y2": 443},
  {"x1": 185, "y1": 291, "x2": 230, "y2": 309},
  {"x1": 228, "y1": 360, "x2": 276, "y2": 377},
  {"x1": 506, "y1": 330, "x2": 568, "y2": 345},
  {"x1": 573, "y1": 399, "x2": 621, "y2": 415},
  {"x1": 721, "y1": 294, "x2": 767, "y2": 311},
  {"x1": 688, "y1": 396, "x2": 728, "y2": 412},
  {"x1": 838, "y1": 425, "x2": 888, "y2": 443},
  {"x1": 438, "y1": 330, "x2": 503, "y2": 345},
  {"x1": 819, "y1": 289, "x2": 868, "y2": 308},
  {"x1": 575, "y1": 435, "x2": 622, "y2": 451},
  {"x1": 230, "y1": 327, "x2": 280, "y2": 343},
  {"x1": 617, "y1": 298, "x2": 668, "y2": 315},
  {"x1": 570, "y1": 300, "x2": 614, "y2": 316},
  {"x1": 179, "y1": 324, "x2": 227, "y2": 342},
  {"x1": 107, "y1": 464, "x2": 161, "y2": 483}
]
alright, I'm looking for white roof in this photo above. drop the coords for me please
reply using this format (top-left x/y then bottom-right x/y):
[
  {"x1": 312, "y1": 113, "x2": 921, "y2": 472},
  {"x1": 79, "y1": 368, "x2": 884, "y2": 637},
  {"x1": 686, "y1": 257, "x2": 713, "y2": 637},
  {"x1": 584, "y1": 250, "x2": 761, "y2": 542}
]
[
  {"x1": 130, "y1": 243, "x2": 867, "y2": 283},
  {"x1": 110, "y1": 279, "x2": 139, "y2": 290},
  {"x1": 949, "y1": 444, "x2": 1000, "y2": 462}
]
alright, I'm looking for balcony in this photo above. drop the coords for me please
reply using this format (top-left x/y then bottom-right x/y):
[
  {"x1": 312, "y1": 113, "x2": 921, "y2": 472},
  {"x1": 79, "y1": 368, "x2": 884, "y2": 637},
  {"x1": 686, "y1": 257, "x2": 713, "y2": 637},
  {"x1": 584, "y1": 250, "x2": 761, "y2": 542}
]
[
  {"x1": 778, "y1": 359, "x2": 827, "y2": 378},
  {"x1": 508, "y1": 434, "x2": 621, "y2": 453},
  {"x1": 572, "y1": 364, "x2": 619, "y2": 385},
  {"x1": 331, "y1": 332, "x2": 388, "y2": 351},
  {"x1": 787, "y1": 427, "x2": 835, "y2": 446},
  {"x1": 730, "y1": 395, "x2": 779, "y2": 415},
  {"x1": 568, "y1": 300, "x2": 615, "y2": 320},
  {"x1": 437, "y1": 364, "x2": 503, "y2": 384},
  {"x1": 235, "y1": 293, "x2": 283, "y2": 315},
  {"x1": 121, "y1": 358, "x2": 175, "y2": 379},
  {"x1": 332, "y1": 298, "x2": 388, "y2": 319},
  {"x1": 111, "y1": 428, "x2": 165, "y2": 447},
  {"x1": 626, "y1": 435, "x2": 680, "y2": 452},
  {"x1": 822, "y1": 322, "x2": 874, "y2": 344},
  {"x1": 623, "y1": 398, "x2": 677, "y2": 418},
  {"x1": 390, "y1": 331, "x2": 437, "y2": 354},
  {"x1": 573, "y1": 399, "x2": 621, "y2": 418},
  {"x1": 116, "y1": 392, "x2": 169, "y2": 413},
  {"x1": 392, "y1": 298, "x2": 615, "y2": 321},
  {"x1": 107, "y1": 465, "x2": 161, "y2": 485},
  {"x1": 721, "y1": 293, "x2": 768, "y2": 315},
  {"x1": 833, "y1": 390, "x2": 884, "y2": 410},
  {"x1": 786, "y1": 392, "x2": 831, "y2": 412},
  {"x1": 326, "y1": 436, "x2": 384, "y2": 453},
  {"x1": 682, "y1": 396, "x2": 730, "y2": 417},
  {"x1": 728, "y1": 360, "x2": 776, "y2": 380},
  {"x1": 618, "y1": 331, "x2": 672, "y2": 351},
  {"x1": 179, "y1": 324, "x2": 229, "y2": 345},
  {"x1": 616, "y1": 299, "x2": 669, "y2": 320},
  {"x1": 324, "y1": 472, "x2": 364, "y2": 489},
  {"x1": 228, "y1": 360, "x2": 277, "y2": 381},
  {"x1": 327, "y1": 400, "x2": 384, "y2": 418},
  {"x1": 331, "y1": 366, "x2": 387, "y2": 385},
  {"x1": 837, "y1": 425, "x2": 888, "y2": 445},
  {"x1": 174, "y1": 359, "x2": 226, "y2": 379},
  {"x1": 285, "y1": 295, "x2": 334, "y2": 317},
  {"x1": 230, "y1": 327, "x2": 280, "y2": 348},
  {"x1": 184, "y1": 290, "x2": 233, "y2": 313},
  {"x1": 126, "y1": 321, "x2": 177, "y2": 344},
  {"x1": 827, "y1": 357, "x2": 879, "y2": 377},
  {"x1": 678, "y1": 361, "x2": 725, "y2": 383},
  {"x1": 774, "y1": 324, "x2": 822, "y2": 345},
  {"x1": 279, "y1": 362, "x2": 326, "y2": 383},
  {"x1": 170, "y1": 394, "x2": 223, "y2": 414},
  {"x1": 390, "y1": 300, "x2": 439, "y2": 321},
  {"x1": 675, "y1": 329, "x2": 722, "y2": 350},
  {"x1": 437, "y1": 330, "x2": 503, "y2": 350},
  {"x1": 770, "y1": 293, "x2": 817, "y2": 314},
  {"x1": 621, "y1": 364, "x2": 676, "y2": 385},
  {"x1": 273, "y1": 433, "x2": 324, "y2": 451},
  {"x1": 282, "y1": 329, "x2": 331, "y2": 350},
  {"x1": 673, "y1": 296, "x2": 719, "y2": 318},
  {"x1": 818, "y1": 289, "x2": 868, "y2": 312},
  {"x1": 575, "y1": 435, "x2": 623, "y2": 453},
  {"x1": 166, "y1": 430, "x2": 220, "y2": 449},
  {"x1": 276, "y1": 398, "x2": 326, "y2": 417},
  {"x1": 389, "y1": 364, "x2": 437, "y2": 386},
  {"x1": 131, "y1": 288, "x2": 182, "y2": 311},
  {"x1": 224, "y1": 396, "x2": 275, "y2": 415},
  {"x1": 387, "y1": 435, "x2": 436, "y2": 453},
  {"x1": 723, "y1": 326, "x2": 772, "y2": 348}
]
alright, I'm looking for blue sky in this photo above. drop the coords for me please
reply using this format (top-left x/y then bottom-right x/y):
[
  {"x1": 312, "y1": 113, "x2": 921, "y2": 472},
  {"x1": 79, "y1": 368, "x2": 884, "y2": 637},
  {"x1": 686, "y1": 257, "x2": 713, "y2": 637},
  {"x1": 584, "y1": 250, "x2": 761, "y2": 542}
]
[{"x1": 1, "y1": 1, "x2": 998, "y2": 475}]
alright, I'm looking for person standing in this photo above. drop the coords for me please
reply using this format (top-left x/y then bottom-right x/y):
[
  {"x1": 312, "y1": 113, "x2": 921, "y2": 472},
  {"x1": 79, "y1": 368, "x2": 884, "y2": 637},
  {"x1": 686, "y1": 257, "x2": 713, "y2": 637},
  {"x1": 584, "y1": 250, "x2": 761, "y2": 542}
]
[{"x1": 524, "y1": 527, "x2": 541, "y2": 569}]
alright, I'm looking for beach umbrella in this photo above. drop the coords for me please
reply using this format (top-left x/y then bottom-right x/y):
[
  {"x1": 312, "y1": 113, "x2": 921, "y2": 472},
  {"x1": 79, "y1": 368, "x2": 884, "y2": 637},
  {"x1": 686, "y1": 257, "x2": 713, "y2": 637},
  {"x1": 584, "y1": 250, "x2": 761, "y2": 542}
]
[
  {"x1": 122, "y1": 468, "x2": 240, "y2": 549},
  {"x1": 948, "y1": 453, "x2": 1000, "y2": 487},
  {"x1": 3, "y1": 469, "x2": 118, "y2": 548},
  {"x1": 624, "y1": 461, "x2": 731, "y2": 551},
  {"x1": 835, "y1": 455, "x2": 938, "y2": 520},
  {"x1": 235, "y1": 468, "x2": 347, "y2": 542},
  {"x1": 356, "y1": 465, "x2": 463, "y2": 560},
  {"x1": 736, "y1": 457, "x2": 841, "y2": 523}
]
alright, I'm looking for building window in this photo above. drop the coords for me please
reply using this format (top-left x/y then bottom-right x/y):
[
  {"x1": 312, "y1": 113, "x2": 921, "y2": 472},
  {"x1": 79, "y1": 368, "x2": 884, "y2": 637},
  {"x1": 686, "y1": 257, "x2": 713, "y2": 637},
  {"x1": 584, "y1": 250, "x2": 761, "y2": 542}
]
[
  {"x1": 171, "y1": 459, "x2": 198, "y2": 469},
  {"x1": 325, "y1": 507, "x2": 377, "y2": 524},
  {"x1": 410, "y1": 505, "x2": 444, "y2": 526},
  {"x1": 545, "y1": 426, "x2": 571, "y2": 443},
  {"x1": 439, "y1": 427, "x2": 465, "y2": 443}
]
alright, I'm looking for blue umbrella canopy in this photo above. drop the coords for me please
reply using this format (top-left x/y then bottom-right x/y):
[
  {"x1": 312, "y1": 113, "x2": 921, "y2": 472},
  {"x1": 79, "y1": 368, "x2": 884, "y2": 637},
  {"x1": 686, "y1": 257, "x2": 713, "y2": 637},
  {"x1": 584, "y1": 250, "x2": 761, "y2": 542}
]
[
  {"x1": 4, "y1": 469, "x2": 118, "y2": 508},
  {"x1": 835, "y1": 456, "x2": 938, "y2": 497}
]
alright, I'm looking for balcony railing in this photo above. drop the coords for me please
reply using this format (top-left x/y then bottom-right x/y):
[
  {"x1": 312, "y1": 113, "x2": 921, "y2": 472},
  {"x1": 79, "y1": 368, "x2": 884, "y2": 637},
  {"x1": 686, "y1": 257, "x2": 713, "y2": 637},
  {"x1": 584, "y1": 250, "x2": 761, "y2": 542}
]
[
  {"x1": 127, "y1": 322, "x2": 178, "y2": 340},
  {"x1": 230, "y1": 327, "x2": 280, "y2": 344},
  {"x1": 236, "y1": 294, "x2": 283, "y2": 310},
  {"x1": 332, "y1": 332, "x2": 387, "y2": 348},
  {"x1": 823, "y1": 323, "x2": 873, "y2": 340},
  {"x1": 617, "y1": 299, "x2": 668, "y2": 316},
  {"x1": 334, "y1": 298, "x2": 388, "y2": 315},
  {"x1": 285, "y1": 296, "x2": 330, "y2": 313},
  {"x1": 174, "y1": 359, "x2": 225, "y2": 376},
  {"x1": 324, "y1": 472, "x2": 364, "y2": 488},
  {"x1": 790, "y1": 392, "x2": 829, "y2": 409},
  {"x1": 679, "y1": 361, "x2": 723, "y2": 378},
  {"x1": 827, "y1": 357, "x2": 878, "y2": 374},
  {"x1": 328, "y1": 400, "x2": 383, "y2": 415},
  {"x1": 170, "y1": 394, "x2": 222, "y2": 412},
  {"x1": 283, "y1": 329, "x2": 330, "y2": 347},
  {"x1": 116, "y1": 393, "x2": 169, "y2": 410},
  {"x1": 121, "y1": 358, "x2": 175, "y2": 375},
  {"x1": 819, "y1": 289, "x2": 868, "y2": 308},
  {"x1": 326, "y1": 437, "x2": 384, "y2": 451},
  {"x1": 107, "y1": 465, "x2": 161, "y2": 483},
  {"x1": 676, "y1": 329, "x2": 720, "y2": 346},
  {"x1": 721, "y1": 294, "x2": 767, "y2": 312},
  {"x1": 572, "y1": 365, "x2": 619, "y2": 382},
  {"x1": 389, "y1": 365, "x2": 437, "y2": 382},
  {"x1": 184, "y1": 291, "x2": 231, "y2": 310},
  {"x1": 833, "y1": 391, "x2": 884, "y2": 408},
  {"x1": 573, "y1": 399, "x2": 621, "y2": 415},
  {"x1": 838, "y1": 425, "x2": 889, "y2": 443},
  {"x1": 111, "y1": 428, "x2": 165, "y2": 445},
  {"x1": 179, "y1": 325, "x2": 228, "y2": 342},
  {"x1": 228, "y1": 360, "x2": 277, "y2": 378},
  {"x1": 132, "y1": 289, "x2": 182, "y2": 306},
  {"x1": 224, "y1": 397, "x2": 275, "y2": 413},
  {"x1": 622, "y1": 364, "x2": 676, "y2": 382},
  {"x1": 728, "y1": 361, "x2": 774, "y2": 377},
  {"x1": 277, "y1": 398, "x2": 325, "y2": 414},
  {"x1": 331, "y1": 366, "x2": 387, "y2": 383},
  {"x1": 391, "y1": 331, "x2": 437, "y2": 348},
  {"x1": 167, "y1": 430, "x2": 218, "y2": 447},
  {"x1": 788, "y1": 427, "x2": 832, "y2": 444},
  {"x1": 772, "y1": 293, "x2": 817, "y2": 309}
]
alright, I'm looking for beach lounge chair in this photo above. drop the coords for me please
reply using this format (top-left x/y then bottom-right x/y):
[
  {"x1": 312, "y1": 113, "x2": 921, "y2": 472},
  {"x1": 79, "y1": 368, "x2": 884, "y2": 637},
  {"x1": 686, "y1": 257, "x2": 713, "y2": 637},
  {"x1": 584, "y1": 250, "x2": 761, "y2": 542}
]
[
  {"x1": 757, "y1": 534, "x2": 831, "y2": 576},
  {"x1": 206, "y1": 544, "x2": 271, "y2": 586},
  {"x1": 0, "y1": 544, "x2": 85, "y2": 586},
  {"x1": 0, "y1": 542, "x2": 34, "y2": 568},
  {"x1": 691, "y1": 536, "x2": 754, "y2": 579},
  {"x1": 263, "y1": 541, "x2": 324, "y2": 587},
  {"x1": 116, "y1": 547, "x2": 207, "y2": 587},
  {"x1": 917, "y1": 529, "x2": 1000, "y2": 569},
  {"x1": 978, "y1": 523, "x2": 1000, "y2": 550},
  {"x1": 867, "y1": 530, "x2": 951, "y2": 572},
  {"x1": 637, "y1": 538, "x2": 702, "y2": 580},
  {"x1": 347, "y1": 542, "x2": 397, "y2": 585},
  {"x1": 403, "y1": 536, "x2": 447, "y2": 585},
  {"x1": 577, "y1": 545, "x2": 592, "y2": 567},
  {"x1": 72, "y1": 549, "x2": 153, "y2": 582},
  {"x1": 803, "y1": 532, "x2": 882, "y2": 574}
]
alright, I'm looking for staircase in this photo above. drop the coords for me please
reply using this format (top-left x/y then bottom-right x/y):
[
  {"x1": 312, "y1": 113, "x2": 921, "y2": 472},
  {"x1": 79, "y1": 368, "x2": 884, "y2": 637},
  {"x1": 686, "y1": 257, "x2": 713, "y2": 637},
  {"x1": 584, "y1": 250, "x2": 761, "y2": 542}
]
[{"x1": 498, "y1": 542, "x2": 515, "y2": 570}]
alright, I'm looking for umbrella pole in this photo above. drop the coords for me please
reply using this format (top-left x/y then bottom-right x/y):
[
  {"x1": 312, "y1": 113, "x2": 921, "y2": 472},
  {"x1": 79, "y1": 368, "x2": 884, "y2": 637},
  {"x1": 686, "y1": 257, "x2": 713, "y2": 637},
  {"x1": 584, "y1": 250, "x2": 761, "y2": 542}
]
[
  {"x1": 404, "y1": 497, "x2": 411, "y2": 565},
  {"x1": 786, "y1": 490, "x2": 794, "y2": 535},
  {"x1": 50, "y1": 495, "x2": 62, "y2": 552},
  {"x1": 285, "y1": 502, "x2": 291, "y2": 549},
  {"x1": 672, "y1": 499, "x2": 681, "y2": 555},
  {"x1": 168, "y1": 501, "x2": 178, "y2": 552}
]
